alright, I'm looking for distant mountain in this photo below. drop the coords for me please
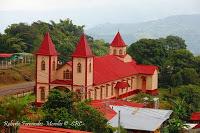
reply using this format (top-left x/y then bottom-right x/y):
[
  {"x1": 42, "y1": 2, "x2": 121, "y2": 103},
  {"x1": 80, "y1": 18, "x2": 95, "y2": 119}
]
[{"x1": 86, "y1": 14, "x2": 200, "y2": 55}]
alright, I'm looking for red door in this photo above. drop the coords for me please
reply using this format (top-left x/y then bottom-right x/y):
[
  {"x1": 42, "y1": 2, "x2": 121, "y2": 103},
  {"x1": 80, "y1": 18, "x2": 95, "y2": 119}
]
[{"x1": 142, "y1": 77, "x2": 146, "y2": 92}]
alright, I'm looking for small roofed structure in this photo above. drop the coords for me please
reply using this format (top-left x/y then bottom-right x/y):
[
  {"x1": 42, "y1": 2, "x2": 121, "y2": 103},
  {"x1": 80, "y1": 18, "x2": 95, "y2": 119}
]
[
  {"x1": 109, "y1": 106, "x2": 172, "y2": 132},
  {"x1": 89, "y1": 99, "x2": 172, "y2": 133}
]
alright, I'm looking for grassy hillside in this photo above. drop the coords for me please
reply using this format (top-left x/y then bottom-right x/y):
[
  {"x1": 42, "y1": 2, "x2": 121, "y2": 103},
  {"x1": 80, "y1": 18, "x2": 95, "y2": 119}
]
[{"x1": 0, "y1": 64, "x2": 35, "y2": 87}]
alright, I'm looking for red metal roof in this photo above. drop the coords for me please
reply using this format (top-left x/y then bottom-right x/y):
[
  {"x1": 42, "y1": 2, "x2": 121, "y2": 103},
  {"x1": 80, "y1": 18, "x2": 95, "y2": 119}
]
[
  {"x1": 191, "y1": 112, "x2": 200, "y2": 121},
  {"x1": 90, "y1": 99, "x2": 144, "y2": 120},
  {"x1": 0, "y1": 53, "x2": 13, "y2": 58},
  {"x1": 36, "y1": 32, "x2": 58, "y2": 56},
  {"x1": 110, "y1": 32, "x2": 126, "y2": 47},
  {"x1": 72, "y1": 34, "x2": 93, "y2": 57},
  {"x1": 193, "y1": 123, "x2": 200, "y2": 129},
  {"x1": 18, "y1": 126, "x2": 91, "y2": 133},
  {"x1": 51, "y1": 79, "x2": 72, "y2": 85},
  {"x1": 93, "y1": 55, "x2": 157, "y2": 85},
  {"x1": 114, "y1": 81, "x2": 130, "y2": 89}
]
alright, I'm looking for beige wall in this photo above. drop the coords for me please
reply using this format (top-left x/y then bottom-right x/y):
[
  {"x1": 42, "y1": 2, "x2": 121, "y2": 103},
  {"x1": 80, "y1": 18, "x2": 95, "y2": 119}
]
[
  {"x1": 151, "y1": 70, "x2": 158, "y2": 90},
  {"x1": 72, "y1": 57, "x2": 94, "y2": 86},
  {"x1": 73, "y1": 58, "x2": 86, "y2": 85},
  {"x1": 56, "y1": 64, "x2": 72, "y2": 80},
  {"x1": 109, "y1": 46, "x2": 126, "y2": 55},
  {"x1": 136, "y1": 70, "x2": 158, "y2": 91},
  {"x1": 37, "y1": 55, "x2": 50, "y2": 83}
]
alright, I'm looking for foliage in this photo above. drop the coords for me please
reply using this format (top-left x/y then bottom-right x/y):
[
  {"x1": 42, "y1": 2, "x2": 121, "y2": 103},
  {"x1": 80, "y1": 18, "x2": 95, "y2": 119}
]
[
  {"x1": 127, "y1": 36, "x2": 200, "y2": 88},
  {"x1": 163, "y1": 118, "x2": 187, "y2": 133},
  {"x1": 0, "y1": 94, "x2": 34, "y2": 132},
  {"x1": 0, "y1": 19, "x2": 109, "y2": 62},
  {"x1": 42, "y1": 89, "x2": 112, "y2": 133}
]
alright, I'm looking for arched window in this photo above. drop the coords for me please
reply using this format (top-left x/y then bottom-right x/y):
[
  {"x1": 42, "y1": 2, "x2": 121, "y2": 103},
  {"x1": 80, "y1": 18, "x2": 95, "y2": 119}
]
[
  {"x1": 119, "y1": 49, "x2": 123, "y2": 55},
  {"x1": 52, "y1": 61, "x2": 56, "y2": 71},
  {"x1": 41, "y1": 60, "x2": 45, "y2": 70},
  {"x1": 40, "y1": 87, "x2": 45, "y2": 101},
  {"x1": 113, "y1": 49, "x2": 117, "y2": 55},
  {"x1": 70, "y1": 71, "x2": 72, "y2": 79},
  {"x1": 89, "y1": 63, "x2": 92, "y2": 72},
  {"x1": 77, "y1": 63, "x2": 81, "y2": 73},
  {"x1": 63, "y1": 69, "x2": 71, "y2": 79}
]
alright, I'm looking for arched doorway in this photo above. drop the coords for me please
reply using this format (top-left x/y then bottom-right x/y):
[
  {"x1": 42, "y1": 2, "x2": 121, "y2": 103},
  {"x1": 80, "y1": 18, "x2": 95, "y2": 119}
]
[{"x1": 141, "y1": 76, "x2": 146, "y2": 92}]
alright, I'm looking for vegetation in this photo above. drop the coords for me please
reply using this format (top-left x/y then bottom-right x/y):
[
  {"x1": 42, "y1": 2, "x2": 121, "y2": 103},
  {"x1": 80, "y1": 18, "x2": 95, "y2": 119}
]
[
  {"x1": 0, "y1": 19, "x2": 109, "y2": 63},
  {"x1": 0, "y1": 94, "x2": 35, "y2": 132},
  {"x1": 42, "y1": 89, "x2": 112, "y2": 133},
  {"x1": 127, "y1": 36, "x2": 200, "y2": 87}
]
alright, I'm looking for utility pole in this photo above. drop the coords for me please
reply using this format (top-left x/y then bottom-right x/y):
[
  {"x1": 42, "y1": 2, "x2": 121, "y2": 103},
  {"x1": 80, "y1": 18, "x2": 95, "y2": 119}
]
[{"x1": 118, "y1": 110, "x2": 121, "y2": 133}]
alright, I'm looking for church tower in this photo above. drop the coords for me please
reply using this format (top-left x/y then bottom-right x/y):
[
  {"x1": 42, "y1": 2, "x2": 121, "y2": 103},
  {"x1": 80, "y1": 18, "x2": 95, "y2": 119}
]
[
  {"x1": 35, "y1": 32, "x2": 58, "y2": 104},
  {"x1": 72, "y1": 34, "x2": 94, "y2": 99},
  {"x1": 110, "y1": 32, "x2": 127, "y2": 56}
]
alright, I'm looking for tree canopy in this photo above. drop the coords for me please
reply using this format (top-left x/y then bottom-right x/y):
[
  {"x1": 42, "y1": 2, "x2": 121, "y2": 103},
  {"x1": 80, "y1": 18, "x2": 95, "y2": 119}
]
[
  {"x1": 0, "y1": 19, "x2": 109, "y2": 62},
  {"x1": 127, "y1": 36, "x2": 200, "y2": 87}
]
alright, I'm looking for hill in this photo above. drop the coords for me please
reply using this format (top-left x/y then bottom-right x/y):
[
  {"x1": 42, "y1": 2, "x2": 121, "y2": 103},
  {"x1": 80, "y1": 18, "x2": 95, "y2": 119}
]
[{"x1": 86, "y1": 14, "x2": 200, "y2": 55}]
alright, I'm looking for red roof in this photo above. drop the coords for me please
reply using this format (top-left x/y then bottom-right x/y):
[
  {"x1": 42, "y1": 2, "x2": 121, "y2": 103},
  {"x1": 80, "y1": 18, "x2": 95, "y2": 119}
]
[
  {"x1": 93, "y1": 55, "x2": 157, "y2": 85},
  {"x1": 193, "y1": 123, "x2": 200, "y2": 129},
  {"x1": 191, "y1": 112, "x2": 200, "y2": 121},
  {"x1": 36, "y1": 32, "x2": 58, "y2": 56},
  {"x1": 18, "y1": 126, "x2": 91, "y2": 133},
  {"x1": 110, "y1": 32, "x2": 126, "y2": 47},
  {"x1": 90, "y1": 99, "x2": 144, "y2": 120},
  {"x1": 0, "y1": 53, "x2": 13, "y2": 58},
  {"x1": 72, "y1": 34, "x2": 93, "y2": 57},
  {"x1": 114, "y1": 81, "x2": 130, "y2": 89},
  {"x1": 51, "y1": 79, "x2": 72, "y2": 85}
]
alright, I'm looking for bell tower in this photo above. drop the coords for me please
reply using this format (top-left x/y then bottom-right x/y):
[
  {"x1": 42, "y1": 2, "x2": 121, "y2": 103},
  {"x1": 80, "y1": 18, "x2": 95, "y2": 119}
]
[
  {"x1": 110, "y1": 32, "x2": 127, "y2": 56},
  {"x1": 72, "y1": 34, "x2": 94, "y2": 99},
  {"x1": 35, "y1": 32, "x2": 58, "y2": 105}
]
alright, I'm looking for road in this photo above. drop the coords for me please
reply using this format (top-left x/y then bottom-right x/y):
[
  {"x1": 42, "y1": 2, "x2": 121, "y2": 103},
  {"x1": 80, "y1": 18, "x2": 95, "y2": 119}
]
[{"x1": 0, "y1": 82, "x2": 35, "y2": 96}]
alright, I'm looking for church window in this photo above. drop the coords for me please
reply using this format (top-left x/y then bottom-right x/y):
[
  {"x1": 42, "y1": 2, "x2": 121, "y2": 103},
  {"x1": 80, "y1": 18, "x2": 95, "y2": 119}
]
[
  {"x1": 40, "y1": 87, "x2": 45, "y2": 101},
  {"x1": 63, "y1": 69, "x2": 71, "y2": 79},
  {"x1": 41, "y1": 60, "x2": 45, "y2": 70},
  {"x1": 106, "y1": 85, "x2": 108, "y2": 97},
  {"x1": 119, "y1": 49, "x2": 123, "y2": 55},
  {"x1": 52, "y1": 61, "x2": 56, "y2": 71},
  {"x1": 113, "y1": 49, "x2": 117, "y2": 55},
  {"x1": 89, "y1": 63, "x2": 92, "y2": 72},
  {"x1": 77, "y1": 63, "x2": 81, "y2": 73}
]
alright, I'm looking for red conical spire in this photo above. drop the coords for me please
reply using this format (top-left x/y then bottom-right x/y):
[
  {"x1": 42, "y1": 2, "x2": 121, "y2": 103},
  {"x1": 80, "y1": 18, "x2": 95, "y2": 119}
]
[
  {"x1": 36, "y1": 32, "x2": 58, "y2": 56},
  {"x1": 72, "y1": 34, "x2": 93, "y2": 57},
  {"x1": 111, "y1": 32, "x2": 126, "y2": 47}
]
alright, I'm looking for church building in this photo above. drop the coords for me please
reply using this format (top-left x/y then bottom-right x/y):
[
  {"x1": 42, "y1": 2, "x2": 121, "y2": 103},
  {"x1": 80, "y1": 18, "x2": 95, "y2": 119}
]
[{"x1": 35, "y1": 32, "x2": 158, "y2": 104}]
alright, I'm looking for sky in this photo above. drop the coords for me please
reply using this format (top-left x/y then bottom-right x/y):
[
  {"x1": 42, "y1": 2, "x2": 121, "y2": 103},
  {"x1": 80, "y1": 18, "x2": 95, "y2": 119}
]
[{"x1": 0, "y1": 0, "x2": 200, "y2": 32}]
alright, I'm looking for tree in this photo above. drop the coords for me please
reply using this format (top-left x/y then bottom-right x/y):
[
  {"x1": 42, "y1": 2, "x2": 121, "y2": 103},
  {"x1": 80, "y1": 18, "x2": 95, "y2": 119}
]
[
  {"x1": 42, "y1": 89, "x2": 112, "y2": 133},
  {"x1": 171, "y1": 72, "x2": 183, "y2": 87},
  {"x1": 181, "y1": 68, "x2": 199, "y2": 85},
  {"x1": 165, "y1": 35, "x2": 187, "y2": 51},
  {"x1": 127, "y1": 38, "x2": 167, "y2": 66}
]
